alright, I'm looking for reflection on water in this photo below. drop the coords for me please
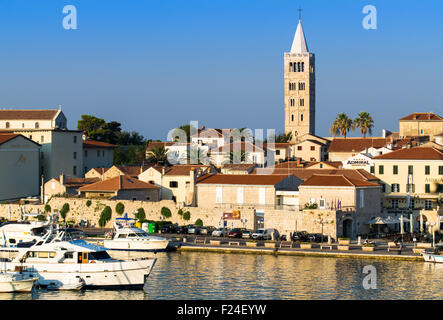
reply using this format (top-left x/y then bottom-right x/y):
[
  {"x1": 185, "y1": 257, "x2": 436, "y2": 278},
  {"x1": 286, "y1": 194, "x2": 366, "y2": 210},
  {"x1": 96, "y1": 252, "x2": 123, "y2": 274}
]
[{"x1": 3, "y1": 251, "x2": 443, "y2": 300}]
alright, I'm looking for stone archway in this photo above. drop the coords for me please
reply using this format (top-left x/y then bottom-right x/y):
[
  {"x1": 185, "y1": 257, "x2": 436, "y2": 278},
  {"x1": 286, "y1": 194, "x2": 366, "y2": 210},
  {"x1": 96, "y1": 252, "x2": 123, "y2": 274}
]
[{"x1": 342, "y1": 219, "x2": 353, "y2": 238}]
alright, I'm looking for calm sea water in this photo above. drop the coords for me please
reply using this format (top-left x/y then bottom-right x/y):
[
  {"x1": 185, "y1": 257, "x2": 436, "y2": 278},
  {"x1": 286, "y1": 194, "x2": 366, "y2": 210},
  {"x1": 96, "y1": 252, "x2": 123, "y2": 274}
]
[{"x1": 2, "y1": 251, "x2": 443, "y2": 300}]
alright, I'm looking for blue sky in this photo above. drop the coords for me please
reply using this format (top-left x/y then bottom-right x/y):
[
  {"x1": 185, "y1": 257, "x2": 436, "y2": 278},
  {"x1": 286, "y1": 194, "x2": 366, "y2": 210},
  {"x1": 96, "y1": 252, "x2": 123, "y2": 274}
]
[{"x1": 0, "y1": 0, "x2": 442, "y2": 140}]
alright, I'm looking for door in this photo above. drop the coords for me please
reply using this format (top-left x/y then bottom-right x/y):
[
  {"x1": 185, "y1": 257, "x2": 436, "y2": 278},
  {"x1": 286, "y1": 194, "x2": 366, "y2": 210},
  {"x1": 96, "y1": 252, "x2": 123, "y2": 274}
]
[{"x1": 343, "y1": 220, "x2": 353, "y2": 238}]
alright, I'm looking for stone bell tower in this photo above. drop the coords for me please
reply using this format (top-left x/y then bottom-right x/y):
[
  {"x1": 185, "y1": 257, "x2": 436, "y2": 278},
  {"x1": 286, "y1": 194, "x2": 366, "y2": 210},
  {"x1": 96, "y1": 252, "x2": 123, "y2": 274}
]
[{"x1": 284, "y1": 16, "x2": 315, "y2": 140}]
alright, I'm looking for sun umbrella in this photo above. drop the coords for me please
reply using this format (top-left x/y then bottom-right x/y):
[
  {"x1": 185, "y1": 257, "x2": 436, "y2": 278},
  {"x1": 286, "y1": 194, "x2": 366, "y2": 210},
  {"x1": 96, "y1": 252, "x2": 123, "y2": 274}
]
[{"x1": 400, "y1": 215, "x2": 404, "y2": 234}]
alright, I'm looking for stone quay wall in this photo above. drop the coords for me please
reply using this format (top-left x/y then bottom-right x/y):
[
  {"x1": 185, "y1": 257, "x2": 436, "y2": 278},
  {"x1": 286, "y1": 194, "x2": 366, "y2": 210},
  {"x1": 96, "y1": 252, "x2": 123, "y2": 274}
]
[{"x1": 0, "y1": 197, "x2": 339, "y2": 239}]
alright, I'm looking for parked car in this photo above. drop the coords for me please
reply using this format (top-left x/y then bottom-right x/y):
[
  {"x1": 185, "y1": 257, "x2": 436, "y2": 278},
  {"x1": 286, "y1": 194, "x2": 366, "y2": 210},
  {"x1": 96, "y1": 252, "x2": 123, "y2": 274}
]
[
  {"x1": 212, "y1": 228, "x2": 229, "y2": 237},
  {"x1": 187, "y1": 225, "x2": 201, "y2": 235},
  {"x1": 199, "y1": 226, "x2": 215, "y2": 235},
  {"x1": 307, "y1": 233, "x2": 323, "y2": 242},
  {"x1": 160, "y1": 223, "x2": 178, "y2": 234},
  {"x1": 228, "y1": 228, "x2": 243, "y2": 238},
  {"x1": 176, "y1": 225, "x2": 189, "y2": 234},
  {"x1": 241, "y1": 230, "x2": 253, "y2": 239},
  {"x1": 252, "y1": 228, "x2": 271, "y2": 240},
  {"x1": 291, "y1": 231, "x2": 308, "y2": 242}
]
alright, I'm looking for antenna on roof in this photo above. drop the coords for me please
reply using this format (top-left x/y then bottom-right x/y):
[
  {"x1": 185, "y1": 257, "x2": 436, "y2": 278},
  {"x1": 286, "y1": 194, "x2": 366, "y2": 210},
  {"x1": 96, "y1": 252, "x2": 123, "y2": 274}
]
[{"x1": 58, "y1": 104, "x2": 62, "y2": 110}]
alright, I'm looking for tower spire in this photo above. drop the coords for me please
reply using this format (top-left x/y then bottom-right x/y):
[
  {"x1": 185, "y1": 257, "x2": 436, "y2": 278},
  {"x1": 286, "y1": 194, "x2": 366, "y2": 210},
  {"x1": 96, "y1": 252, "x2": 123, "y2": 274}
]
[{"x1": 290, "y1": 13, "x2": 308, "y2": 53}]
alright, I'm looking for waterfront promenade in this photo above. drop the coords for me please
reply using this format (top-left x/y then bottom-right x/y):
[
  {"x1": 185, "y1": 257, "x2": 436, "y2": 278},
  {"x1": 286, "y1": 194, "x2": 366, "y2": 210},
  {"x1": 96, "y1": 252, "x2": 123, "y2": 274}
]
[{"x1": 84, "y1": 231, "x2": 427, "y2": 261}]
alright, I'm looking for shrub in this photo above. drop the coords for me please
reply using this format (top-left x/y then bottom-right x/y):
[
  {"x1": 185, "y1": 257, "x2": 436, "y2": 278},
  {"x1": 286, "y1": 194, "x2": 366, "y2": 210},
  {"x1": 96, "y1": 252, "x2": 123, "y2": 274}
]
[
  {"x1": 183, "y1": 211, "x2": 191, "y2": 221},
  {"x1": 135, "y1": 208, "x2": 146, "y2": 222},
  {"x1": 86, "y1": 200, "x2": 92, "y2": 207},
  {"x1": 115, "y1": 202, "x2": 125, "y2": 215},
  {"x1": 37, "y1": 214, "x2": 46, "y2": 221},
  {"x1": 177, "y1": 209, "x2": 183, "y2": 216},
  {"x1": 44, "y1": 204, "x2": 51, "y2": 213},
  {"x1": 60, "y1": 203, "x2": 70, "y2": 222},
  {"x1": 194, "y1": 219, "x2": 203, "y2": 227},
  {"x1": 161, "y1": 207, "x2": 172, "y2": 218},
  {"x1": 98, "y1": 206, "x2": 112, "y2": 227}
]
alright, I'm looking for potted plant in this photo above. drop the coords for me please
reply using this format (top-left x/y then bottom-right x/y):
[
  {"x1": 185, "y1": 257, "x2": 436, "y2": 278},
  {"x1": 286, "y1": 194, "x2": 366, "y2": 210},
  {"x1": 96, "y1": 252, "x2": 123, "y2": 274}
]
[
  {"x1": 362, "y1": 243, "x2": 375, "y2": 251},
  {"x1": 264, "y1": 241, "x2": 276, "y2": 248},
  {"x1": 338, "y1": 237, "x2": 351, "y2": 245},
  {"x1": 246, "y1": 240, "x2": 258, "y2": 247},
  {"x1": 300, "y1": 242, "x2": 312, "y2": 249}
]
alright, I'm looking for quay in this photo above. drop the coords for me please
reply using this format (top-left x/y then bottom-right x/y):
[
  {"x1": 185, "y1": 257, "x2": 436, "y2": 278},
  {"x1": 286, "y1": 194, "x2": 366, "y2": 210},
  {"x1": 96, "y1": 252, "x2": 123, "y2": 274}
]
[{"x1": 85, "y1": 234, "x2": 424, "y2": 261}]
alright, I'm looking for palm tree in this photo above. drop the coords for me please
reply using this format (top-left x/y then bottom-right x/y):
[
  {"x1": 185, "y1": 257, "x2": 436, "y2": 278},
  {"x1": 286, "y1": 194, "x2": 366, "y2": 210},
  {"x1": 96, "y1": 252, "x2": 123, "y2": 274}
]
[
  {"x1": 146, "y1": 146, "x2": 168, "y2": 165},
  {"x1": 225, "y1": 150, "x2": 248, "y2": 164},
  {"x1": 353, "y1": 112, "x2": 374, "y2": 138},
  {"x1": 330, "y1": 113, "x2": 353, "y2": 138}
]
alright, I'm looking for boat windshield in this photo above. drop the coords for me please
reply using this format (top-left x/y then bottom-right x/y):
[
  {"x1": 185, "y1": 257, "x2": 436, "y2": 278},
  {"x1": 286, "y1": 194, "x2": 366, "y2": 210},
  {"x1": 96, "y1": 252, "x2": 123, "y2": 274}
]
[
  {"x1": 127, "y1": 232, "x2": 149, "y2": 238},
  {"x1": 88, "y1": 251, "x2": 112, "y2": 260}
]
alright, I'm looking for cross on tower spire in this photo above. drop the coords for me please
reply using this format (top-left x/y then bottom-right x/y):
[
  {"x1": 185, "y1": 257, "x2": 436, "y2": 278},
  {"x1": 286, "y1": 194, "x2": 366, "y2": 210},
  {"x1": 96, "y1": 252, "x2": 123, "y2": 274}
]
[{"x1": 298, "y1": 7, "x2": 303, "y2": 21}]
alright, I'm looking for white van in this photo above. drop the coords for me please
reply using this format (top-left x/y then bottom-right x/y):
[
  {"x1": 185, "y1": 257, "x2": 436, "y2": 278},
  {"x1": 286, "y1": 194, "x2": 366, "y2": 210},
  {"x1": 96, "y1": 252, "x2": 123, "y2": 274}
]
[{"x1": 251, "y1": 228, "x2": 279, "y2": 240}]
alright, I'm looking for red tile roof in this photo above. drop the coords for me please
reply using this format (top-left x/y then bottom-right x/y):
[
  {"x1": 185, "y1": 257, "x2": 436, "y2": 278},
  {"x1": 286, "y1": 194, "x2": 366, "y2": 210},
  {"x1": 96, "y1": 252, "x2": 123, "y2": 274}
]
[
  {"x1": 78, "y1": 175, "x2": 159, "y2": 192},
  {"x1": 328, "y1": 138, "x2": 390, "y2": 153},
  {"x1": 0, "y1": 109, "x2": 59, "y2": 120},
  {"x1": 0, "y1": 133, "x2": 19, "y2": 145},
  {"x1": 400, "y1": 113, "x2": 443, "y2": 121},
  {"x1": 213, "y1": 141, "x2": 265, "y2": 153},
  {"x1": 196, "y1": 174, "x2": 293, "y2": 185},
  {"x1": 304, "y1": 161, "x2": 343, "y2": 169},
  {"x1": 251, "y1": 168, "x2": 380, "y2": 182},
  {"x1": 83, "y1": 139, "x2": 116, "y2": 148},
  {"x1": 372, "y1": 147, "x2": 443, "y2": 160},
  {"x1": 151, "y1": 165, "x2": 211, "y2": 176},
  {"x1": 300, "y1": 174, "x2": 380, "y2": 187},
  {"x1": 63, "y1": 177, "x2": 100, "y2": 188}
]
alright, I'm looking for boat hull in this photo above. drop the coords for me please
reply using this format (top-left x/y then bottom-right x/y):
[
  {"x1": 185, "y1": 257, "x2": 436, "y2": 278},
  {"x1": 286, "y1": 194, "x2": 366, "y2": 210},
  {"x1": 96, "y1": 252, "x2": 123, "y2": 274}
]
[
  {"x1": 422, "y1": 252, "x2": 443, "y2": 263},
  {"x1": 0, "y1": 278, "x2": 37, "y2": 293},
  {"x1": 103, "y1": 239, "x2": 170, "y2": 252},
  {"x1": 4, "y1": 258, "x2": 156, "y2": 289}
]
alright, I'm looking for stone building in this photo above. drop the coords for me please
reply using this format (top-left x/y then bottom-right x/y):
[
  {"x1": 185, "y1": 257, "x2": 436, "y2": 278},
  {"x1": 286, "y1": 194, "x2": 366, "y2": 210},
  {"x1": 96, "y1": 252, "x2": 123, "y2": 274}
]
[
  {"x1": 77, "y1": 175, "x2": 160, "y2": 201},
  {"x1": 284, "y1": 18, "x2": 315, "y2": 139},
  {"x1": 82, "y1": 138, "x2": 116, "y2": 174},
  {"x1": 399, "y1": 112, "x2": 443, "y2": 140},
  {"x1": 44, "y1": 174, "x2": 99, "y2": 201},
  {"x1": 0, "y1": 133, "x2": 41, "y2": 201}
]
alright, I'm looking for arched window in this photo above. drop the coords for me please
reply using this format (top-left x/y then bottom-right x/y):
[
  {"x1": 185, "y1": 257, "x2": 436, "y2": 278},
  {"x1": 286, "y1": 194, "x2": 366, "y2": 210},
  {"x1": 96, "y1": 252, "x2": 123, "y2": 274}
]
[
  {"x1": 301, "y1": 114, "x2": 304, "y2": 121},
  {"x1": 291, "y1": 115, "x2": 294, "y2": 122},
  {"x1": 302, "y1": 62, "x2": 305, "y2": 72},
  {"x1": 5, "y1": 122, "x2": 9, "y2": 128},
  {"x1": 297, "y1": 62, "x2": 301, "y2": 72},
  {"x1": 289, "y1": 62, "x2": 293, "y2": 72},
  {"x1": 35, "y1": 122, "x2": 39, "y2": 129}
]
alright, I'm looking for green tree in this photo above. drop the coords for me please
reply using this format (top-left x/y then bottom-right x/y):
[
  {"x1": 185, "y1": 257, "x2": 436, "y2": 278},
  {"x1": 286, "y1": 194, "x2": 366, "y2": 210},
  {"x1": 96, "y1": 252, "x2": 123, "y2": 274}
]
[
  {"x1": 44, "y1": 204, "x2": 51, "y2": 213},
  {"x1": 177, "y1": 209, "x2": 183, "y2": 217},
  {"x1": 226, "y1": 150, "x2": 248, "y2": 164},
  {"x1": 86, "y1": 200, "x2": 92, "y2": 207},
  {"x1": 194, "y1": 219, "x2": 203, "y2": 226},
  {"x1": 98, "y1": 206, "x2": 112, "y2": 227},
  {"x1": 353, "y1": 112, "x2": 374, "y2": 138},
  {"x1": 146, "y1": 146, "x2": 168, "y2": 165},
  {"x1": 183, "y1": 211, "x2": 191, "y2": 221},
  {"x1": 135, "y1": 208, "x2": 146, "y2": 222},
  {"x1": 60, "y1": 203, "x2": 70, "y2": 223},
  {"x1": 330, "y1": 113, "x2": 353, "y2": 138},
  {"x1": 115, "y1": 202, "x2": 125, "y2": 215},
  {"x1": 161, "y1": 207, "x2": 172, "y2": 219}
]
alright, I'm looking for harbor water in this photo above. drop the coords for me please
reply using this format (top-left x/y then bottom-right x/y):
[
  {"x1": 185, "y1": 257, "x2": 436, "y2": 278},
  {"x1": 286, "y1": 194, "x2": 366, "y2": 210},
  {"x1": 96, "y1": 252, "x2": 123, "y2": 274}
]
[{"x1": 2, "y1": 251, "x2": 443, "y2": 300}]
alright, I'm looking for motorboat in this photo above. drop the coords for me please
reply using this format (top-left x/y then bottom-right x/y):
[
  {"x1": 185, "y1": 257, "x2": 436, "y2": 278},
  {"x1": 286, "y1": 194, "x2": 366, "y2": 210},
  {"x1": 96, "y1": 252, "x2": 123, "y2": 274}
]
[
  {"x1": 103, "y1": 214, "x2": 170, "y2": 252},
  {"x1": 0, "y1": 220, "x2": 50, "y2": 247},
  {"x1": 1, "y1": 228, "x2": 157, "y2": 290},
  {"x1": 422, "y1": 250, "x2": 443, "y2": 263},
  {"x1": 0, "y1": 271, "x2": 38, "y2": 293}
]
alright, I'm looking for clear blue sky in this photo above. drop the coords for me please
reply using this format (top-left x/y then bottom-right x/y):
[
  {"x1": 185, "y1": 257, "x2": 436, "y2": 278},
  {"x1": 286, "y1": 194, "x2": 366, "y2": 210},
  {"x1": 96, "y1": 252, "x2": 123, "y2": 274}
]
[{"x1": 0, "y1": 0, "x2": 442, "y2": 140}]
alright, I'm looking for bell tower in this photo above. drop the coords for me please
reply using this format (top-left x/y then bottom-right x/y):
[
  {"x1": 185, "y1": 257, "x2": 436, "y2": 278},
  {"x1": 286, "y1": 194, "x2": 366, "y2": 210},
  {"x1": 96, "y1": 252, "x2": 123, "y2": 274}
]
[{"x1": 284, "y1": 16, "x2": 315, "y2": 139}]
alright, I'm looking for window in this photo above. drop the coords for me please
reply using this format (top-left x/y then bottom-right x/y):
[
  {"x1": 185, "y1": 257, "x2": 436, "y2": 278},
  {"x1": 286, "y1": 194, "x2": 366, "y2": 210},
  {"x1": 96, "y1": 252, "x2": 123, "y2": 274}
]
[
  {"x1": 439, "y1": 166, "x2": 443, "y2": 175},
  {"x1": 300, "y1": 114, "x2": 303, "y2": 121},
  {"x1": 22, "y1": 123, "x2": 24, "y2": 128},
  {"x1": 5, "y1": 122, "x2": 9, "y2": 128},
  {"x1": 169, "y1": 181, "x2": 178, "y2": 188},
  {"x1": 391, "y1": 184, "x2": 400, "y2": 193},
  {"x1": 393, "y1": 165, "x2": 398, "y2": 175},
  {"x1": 391, "y1": 199, "x2": 399, "y2": 209},
  {"x1": 237, "y1": 187, "x2": 244, "y2": 204},
  {"x1": 40, "y1": 136, "x2": 44, "y2": 143},
  {"x1": 64, "y1": 252, "x2": 74, "y2": 259},
  {"x1": 319, "y1": 199, "x2": 325, "y2": 209},
  {"x1": 380, "y1": 183, "x2": 386, "y2": 193},
  {"x1": 73, "y1": 152, "x2": 77, "y2": 159},
  {"x1": 97, "y1": 150, "x2": 100, "y2": 157},
  {"x1": 29, "y1": 135, "x2": 32, "y2": 140},
  {"x1": 276, "y1": 150, "x2": 280, "y2": 155},
  {"x1": 425, "y1": 184, "x2": 430, "y2": 193},
  {"x1": 300, "y1": 99, "x2": 304, "y2": 107},
  {"x1": 216, "y1": 187, "x2": 223, "y2": 204},
  {"x1": 406, "y1": 184, "x2": 415, "y2": 193},
  {"x1": 297, "y1": 146, "x2": 302, "y2": 150},
  {"x1": 425, "y1": 166, "x2": 430, "y2": 175},
  {"x1": 102, "y1": 150, "x2": 105, "y2": 157},
  {"x1": 425, "y1": 200, "x2": 432, "y2": 210},
  {"x1": 359, "y1": 189, "x2": 364, "y2": 208},
  {"x1": 291, "y1": 115, "x2": 294, "y2": 122},
  {"x1": 35, "y1": 122, "x2": 39, "y2": 129},
  {"x1": 370, "y1": 166, "x2": 375, "y2": 174},
  {"x1": 408, "y1": 165, "x2": 413, "y2": 174},
  {"x1": 84, "y1": 167, "x2": 87, "y2": 173},
  {"x1": 84, "y1": 150, "x2": 88, "y2": 157},
  {"x1": 410, "y1": 199, "x2": 415, "y2": 209},
  {"x1": 310, "y1": 157, "x2": 316, "y2": 161},
  {"x1": 73, "y1": 166, "x2": 77, "y2": 175},
  {"x1": 310, "y1": 146, "x2": 315, "y2": 151},
  {"x1": 73, "y1": 136, "x2": 77, "y2": 143},
  {"x1": 379, "y1": 165, "x2": 384, "y2": 174}
]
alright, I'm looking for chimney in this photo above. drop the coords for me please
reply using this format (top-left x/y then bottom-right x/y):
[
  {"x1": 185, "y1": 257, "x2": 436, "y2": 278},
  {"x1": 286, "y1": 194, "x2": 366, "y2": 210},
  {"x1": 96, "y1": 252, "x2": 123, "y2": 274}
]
[
  {"x1": 162, "y1": 167, "x2": 166, "y2": 176},
  {"x1": 201, "y1": 126, "x2": 205, "y2": 130},
  {"x1": 60, "y1": 174, "x2": 65, "y2": 185}
]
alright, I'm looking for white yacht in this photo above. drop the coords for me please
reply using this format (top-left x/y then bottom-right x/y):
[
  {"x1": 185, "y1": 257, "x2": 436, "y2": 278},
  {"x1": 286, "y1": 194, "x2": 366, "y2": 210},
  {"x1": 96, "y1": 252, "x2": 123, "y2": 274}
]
[
  {"x1": 1, "y1": 228, "x2": 157, "y2": 290},
  {"x1": 0, "y1": 272, "x2": 38, "y2": 293},
  {"x1": 103, "y1": 215, "x2": 170, "y2": 252},
  {"x1": 0, "y1": 220, "x2": 49, "y2": 247}
]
